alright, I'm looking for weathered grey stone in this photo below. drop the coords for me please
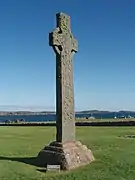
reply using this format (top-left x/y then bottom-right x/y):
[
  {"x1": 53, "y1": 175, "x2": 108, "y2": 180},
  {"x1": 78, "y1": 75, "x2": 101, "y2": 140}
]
[
  {"x1": 49, "y1": 12, "x2": 78, "y2": 143},
  {"x1": 37, "y1": 12, "x2": 95, "y2": 170},
  {"x1": 37, "y1": 141, "x2": 94, "y2": 170}
]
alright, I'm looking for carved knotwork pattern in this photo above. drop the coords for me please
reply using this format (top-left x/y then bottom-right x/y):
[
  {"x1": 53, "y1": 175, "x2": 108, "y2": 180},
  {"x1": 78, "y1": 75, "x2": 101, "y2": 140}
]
[{"x1": 63, "y1": 58, "x2": 74, "y2": 122}]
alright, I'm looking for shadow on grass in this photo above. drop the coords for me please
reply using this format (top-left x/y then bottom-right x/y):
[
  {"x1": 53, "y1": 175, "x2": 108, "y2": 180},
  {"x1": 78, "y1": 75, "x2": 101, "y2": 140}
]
[{"x1": 0, "y1": 156, "x2": 44, "y2": 168}]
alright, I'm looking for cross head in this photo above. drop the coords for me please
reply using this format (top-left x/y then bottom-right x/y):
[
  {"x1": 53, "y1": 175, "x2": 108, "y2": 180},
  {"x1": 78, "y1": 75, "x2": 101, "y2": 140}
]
[{"x1": 49, "y1": 13, "x2": 78, "y2": 55}]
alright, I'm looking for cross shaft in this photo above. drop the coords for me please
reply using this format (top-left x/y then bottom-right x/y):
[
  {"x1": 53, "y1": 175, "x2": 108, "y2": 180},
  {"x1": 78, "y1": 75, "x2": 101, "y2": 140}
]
[{"x1": 49, "y1": 12, "x2": 78, "y2": 143}]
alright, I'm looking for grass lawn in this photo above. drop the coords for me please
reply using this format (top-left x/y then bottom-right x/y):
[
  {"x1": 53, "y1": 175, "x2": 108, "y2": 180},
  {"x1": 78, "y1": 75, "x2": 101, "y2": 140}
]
[{"x1": 0, "y1": 126, "x2": 135, "y2": 180}]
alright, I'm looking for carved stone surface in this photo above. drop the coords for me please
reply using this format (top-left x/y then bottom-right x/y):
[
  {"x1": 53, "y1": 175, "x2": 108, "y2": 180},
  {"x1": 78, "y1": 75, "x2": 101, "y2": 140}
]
[
  {"x1": 37, "y1": 141, "x2": 95, "y2": 170},
  {"x1": 49, "y1": 12, "x2": 78, "y2": 143}
]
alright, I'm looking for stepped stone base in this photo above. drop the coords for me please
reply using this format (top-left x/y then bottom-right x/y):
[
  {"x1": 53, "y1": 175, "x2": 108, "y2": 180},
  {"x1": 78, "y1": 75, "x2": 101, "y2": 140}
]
[{"x1": 37, "y1": 141, "x2": 95, "y2": 170}]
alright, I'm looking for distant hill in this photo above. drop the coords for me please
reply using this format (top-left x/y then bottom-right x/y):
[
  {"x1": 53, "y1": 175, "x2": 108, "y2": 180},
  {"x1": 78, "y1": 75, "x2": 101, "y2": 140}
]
[
  {"x1": 77, "y1": 110, "x2": 112, "y2": 114},
  {"x1": 0, "y1": 110, "x2": 135, "y2": 116}
]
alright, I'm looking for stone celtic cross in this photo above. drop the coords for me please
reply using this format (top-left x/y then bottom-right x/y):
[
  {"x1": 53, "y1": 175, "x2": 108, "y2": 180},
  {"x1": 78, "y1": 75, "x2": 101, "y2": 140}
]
[
  {"x1": 49, "y1": 12, "x2": 78, "y2": 143},
  {"x1": 37, "y1": 12, "x2": 94, "y2": 170}
]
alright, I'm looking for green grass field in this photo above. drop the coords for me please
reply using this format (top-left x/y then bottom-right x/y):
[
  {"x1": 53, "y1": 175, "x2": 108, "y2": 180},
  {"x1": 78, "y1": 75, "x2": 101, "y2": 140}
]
[{"x1": 0, "y1": 126, "x2": 135, "y2": 180}]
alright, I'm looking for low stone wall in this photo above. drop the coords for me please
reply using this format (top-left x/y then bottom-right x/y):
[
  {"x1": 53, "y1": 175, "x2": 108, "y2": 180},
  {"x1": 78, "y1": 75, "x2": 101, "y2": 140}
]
[
  {"x1": 1, "y1": 120, "x2": 135, "y2": 126},
  {"x1": 76, "y1": 121, "x2": 135, "y2": 126}
]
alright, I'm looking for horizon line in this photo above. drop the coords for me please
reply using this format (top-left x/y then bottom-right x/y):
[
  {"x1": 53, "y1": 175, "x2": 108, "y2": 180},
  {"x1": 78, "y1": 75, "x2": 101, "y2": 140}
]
[
  {"x1": 0, "y1": 109, "x2": 134, "y2": 112},
  {"x1": 0, "y1": 105, "x2": 134, "y2": 112}
]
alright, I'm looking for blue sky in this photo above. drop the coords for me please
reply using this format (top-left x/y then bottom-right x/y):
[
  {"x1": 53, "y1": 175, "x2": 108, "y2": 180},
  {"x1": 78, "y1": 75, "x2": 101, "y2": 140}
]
[{"x1": 0, "y1": 0, "x2": 135, "y2": 111}]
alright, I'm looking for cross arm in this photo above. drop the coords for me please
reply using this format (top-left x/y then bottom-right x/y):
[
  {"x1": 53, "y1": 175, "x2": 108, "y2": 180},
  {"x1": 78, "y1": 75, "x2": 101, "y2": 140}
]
[
  {"x1": 72, "y1": 37, "x2": 78, "y2": 53},
  {"x1": 49, "y1": 27, "x2": 62, "y2": 47}
]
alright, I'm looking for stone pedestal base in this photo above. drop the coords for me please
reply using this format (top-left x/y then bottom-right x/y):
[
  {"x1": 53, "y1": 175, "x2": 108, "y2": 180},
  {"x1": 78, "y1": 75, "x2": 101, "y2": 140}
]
[{"x1": 37, "y1": 141, "x2": 95, "y2": 170}]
